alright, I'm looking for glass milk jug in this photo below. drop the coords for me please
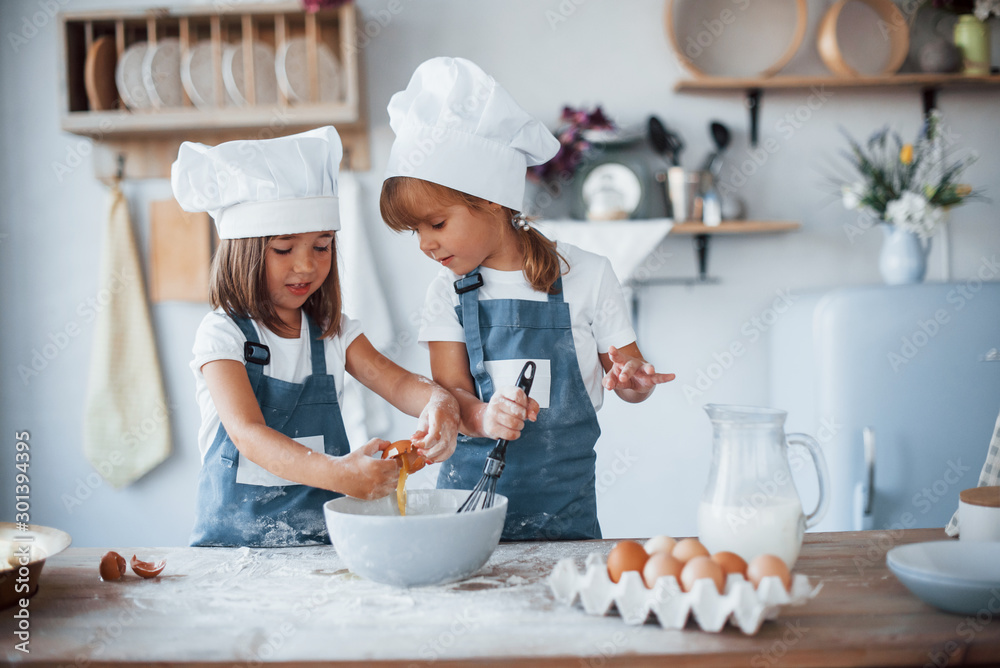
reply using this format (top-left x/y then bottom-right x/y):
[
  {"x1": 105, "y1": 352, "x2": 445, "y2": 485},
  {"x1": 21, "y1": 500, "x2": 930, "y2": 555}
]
[{"x1": 697, "y1": 404, "x2": 830, "y2": 568}]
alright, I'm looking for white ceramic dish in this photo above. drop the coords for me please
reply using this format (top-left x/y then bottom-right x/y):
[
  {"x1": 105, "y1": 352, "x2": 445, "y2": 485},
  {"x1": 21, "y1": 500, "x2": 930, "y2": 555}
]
[
  {"x1": 222, "y1": 41, "x2": 278, "y2": 107},
  {"x1": 324, "y1": 489, "x2": 506, "y2": 588},
  {"x1": 181, "y1": 40, "x2": 219, "y2": 110},
  {"x1": 143, "y1": 38, "x2": 183, "y2": 108},
  {"x1": 548, "y1": 553, "x2": 822, "y2": 635},
  {"x1": 887, "y1": 541, "x2": 1000, "y2": 615},
  {"x1": 276, "y1": 37, "x2": 342, "y2": 104},
  {"x1": 115, "y1": 41, "x2": 151, "y2": 109},
  {"x1": 0, "y1": 523, "x2": 72, "y2": 609}
]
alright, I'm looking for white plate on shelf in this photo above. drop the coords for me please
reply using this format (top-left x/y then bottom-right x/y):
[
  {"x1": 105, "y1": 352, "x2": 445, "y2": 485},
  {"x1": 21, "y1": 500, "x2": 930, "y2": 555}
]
[
  {"x1": 143, "y1": 38, "x2": 183, "y2": 108},
  {"x1": 887, "y1": 541, "x2": 1000, "y2": 615},
  {"x1": 115, "y1": 41, "x2": 151, "y2": 110},
  {"x1": 276, "y1": 37, "x2": 342, "y2": 104},
  {"x1": 181, "y1": 40, "x2": 221, "y2": 110},
  {"x1": 222, "y1": 41, "x2": 278, "y2": 107}
]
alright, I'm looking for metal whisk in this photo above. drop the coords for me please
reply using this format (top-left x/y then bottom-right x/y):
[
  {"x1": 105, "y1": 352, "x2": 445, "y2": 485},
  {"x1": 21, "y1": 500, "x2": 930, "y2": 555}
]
[{"x1": 457, "y1": 361, "x2": 536, "y2": 513}]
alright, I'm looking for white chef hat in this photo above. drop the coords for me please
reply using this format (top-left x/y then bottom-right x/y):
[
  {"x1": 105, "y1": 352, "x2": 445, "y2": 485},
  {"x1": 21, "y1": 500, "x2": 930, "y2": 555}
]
[
  {"x1": 171, "y1": 126, "x2": 343, "y2": 239},
  {"x1": 384, "y1": 57, "x2": 559, "y2": 212}
]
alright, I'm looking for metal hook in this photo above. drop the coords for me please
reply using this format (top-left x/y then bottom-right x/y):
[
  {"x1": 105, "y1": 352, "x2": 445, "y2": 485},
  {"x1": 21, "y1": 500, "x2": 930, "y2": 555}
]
[{"x1": 115, "y1": 154, "x2": 125, "y2": 181}]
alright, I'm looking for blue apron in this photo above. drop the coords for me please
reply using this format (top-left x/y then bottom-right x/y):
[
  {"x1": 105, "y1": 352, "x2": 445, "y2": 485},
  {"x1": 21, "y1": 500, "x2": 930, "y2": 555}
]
[
  {"x1": 190, "y1": 314, "x2": 349, "y2": 547},
  {"x1": 437, "y1": 272, "x2": 602, "y2": 541}
]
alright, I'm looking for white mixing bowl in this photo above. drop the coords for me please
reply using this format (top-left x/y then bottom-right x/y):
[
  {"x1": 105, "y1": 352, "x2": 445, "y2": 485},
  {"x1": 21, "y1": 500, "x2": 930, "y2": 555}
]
[{"x1": 324, "y1": 489, "x2": 507, "y2": 587}]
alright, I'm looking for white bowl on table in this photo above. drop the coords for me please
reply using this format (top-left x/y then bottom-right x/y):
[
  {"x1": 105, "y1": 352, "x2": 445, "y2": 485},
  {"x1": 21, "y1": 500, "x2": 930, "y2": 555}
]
[
  {"x1": 887, "y1": 541, "x2": 1000, "y2": 615},
  {"x1": 324, "y1": 489, "x2": 506, "y2": 588},
  {"x1": 0, "y1": 523, "x2": 72, "y2": 609}
]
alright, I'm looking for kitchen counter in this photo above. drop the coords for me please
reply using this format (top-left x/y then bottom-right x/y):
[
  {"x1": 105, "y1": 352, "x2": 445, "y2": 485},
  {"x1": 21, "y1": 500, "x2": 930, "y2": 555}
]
[{"x1": 3, "y1": 528, "x2": 999, "y2": 666}]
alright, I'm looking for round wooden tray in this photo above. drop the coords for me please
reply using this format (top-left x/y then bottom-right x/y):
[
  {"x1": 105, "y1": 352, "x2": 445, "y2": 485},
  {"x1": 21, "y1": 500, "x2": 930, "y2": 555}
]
[
  {"x1": 818, "y1": 0, "x2": 909, "y2": 77},
  {"x1": 664, "y1": 0, "x2": 808, "y2": 79}
]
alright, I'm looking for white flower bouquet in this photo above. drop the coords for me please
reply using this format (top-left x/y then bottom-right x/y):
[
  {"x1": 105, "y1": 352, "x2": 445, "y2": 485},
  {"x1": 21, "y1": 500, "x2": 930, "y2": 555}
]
[{"x1": 837, "y1": 111, "x2": 978, "y2": 239}]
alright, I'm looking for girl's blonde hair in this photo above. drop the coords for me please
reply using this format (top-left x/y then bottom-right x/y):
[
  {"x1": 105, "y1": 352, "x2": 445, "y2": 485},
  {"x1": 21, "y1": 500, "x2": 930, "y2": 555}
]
[
  {"x1": 209, "y1": 236, "x2": 343, "y2": 339},
  {"x1": 380, "y1": 177, "x2": 566, "y2": 294}
]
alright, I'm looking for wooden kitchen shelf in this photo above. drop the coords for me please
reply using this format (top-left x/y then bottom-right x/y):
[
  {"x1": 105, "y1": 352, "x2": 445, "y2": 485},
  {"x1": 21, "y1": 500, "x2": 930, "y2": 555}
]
[
  {"x1": 670, "y1": 220, "x2": 800, "y2": 235},
  {"x1": 657, "y1": 220, "x2": 800, "y2": 284},
  {"x1": 674, "y1": 72, "x2": 1000, "y2": 92},
  {"x1": 58, "y1": 2, "x2": 369, "y2": 178},
  {"x1": 675, "y1": 73, "x2": 1000, "y2": 146}
]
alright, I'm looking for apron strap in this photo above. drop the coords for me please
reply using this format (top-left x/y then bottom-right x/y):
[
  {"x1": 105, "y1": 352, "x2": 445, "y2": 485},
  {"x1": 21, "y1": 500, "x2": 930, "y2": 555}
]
[
  {"x1": 547, "y1": 276, "x2": 564, "y2": 303},
  {"x1": 232, "y1": 316, "x2": 266, "y2": 390},
  {"x1": 305, "y1": 314, "x2": 327, "y2": 376},
  {"x1": 455, "y1": 269, "x2": 494, "y2": 401}
]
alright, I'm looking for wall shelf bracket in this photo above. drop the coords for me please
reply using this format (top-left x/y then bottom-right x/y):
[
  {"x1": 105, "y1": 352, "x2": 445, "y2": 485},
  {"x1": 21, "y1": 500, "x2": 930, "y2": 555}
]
[
  {"x1": 694, "y1": 233, "x2": 711, "y2": 282},
  {"x1": 747, "y1": 88, "x2": 762, "y2": 146},
  {"x1": 922, "y1": 86, "x2": 939, "y2": 116}
]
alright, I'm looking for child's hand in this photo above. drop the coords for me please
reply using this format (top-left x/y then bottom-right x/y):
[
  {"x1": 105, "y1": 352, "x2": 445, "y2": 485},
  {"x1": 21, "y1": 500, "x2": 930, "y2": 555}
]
[
  {"x1": 602, "y1": 345, "x2": 675, "y2": 393},
  {"x1": 411, "y1": 388, "x2": 461, "y2": 463},
  {"x1": 337, "y1": 439, "x2": 398, "y2": 500},
  {"x1": 481, "y1": 386, "x2": 540, "y2": 442}
]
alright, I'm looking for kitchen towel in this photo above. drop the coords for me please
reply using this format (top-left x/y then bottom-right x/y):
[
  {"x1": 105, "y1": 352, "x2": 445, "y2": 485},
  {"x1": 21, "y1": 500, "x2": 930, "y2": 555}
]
[
  {"x1": 946, "y1": 406, "x2": 1000, "y2": 536},
  {"x1": 533, "y1": 220, "x2": 674, "y2": 283},
  {"x1": 83, "y1": 182, "x2": 172, "y2": 488},
  {"x1": 337, "y1": 172, "x2": 392, "y2": 447}
]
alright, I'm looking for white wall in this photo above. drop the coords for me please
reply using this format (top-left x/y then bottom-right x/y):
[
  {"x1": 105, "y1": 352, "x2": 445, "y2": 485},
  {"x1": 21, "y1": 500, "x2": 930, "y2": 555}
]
[{"x1": 1, "y1": 0, "x2": 997, "y2": 546}]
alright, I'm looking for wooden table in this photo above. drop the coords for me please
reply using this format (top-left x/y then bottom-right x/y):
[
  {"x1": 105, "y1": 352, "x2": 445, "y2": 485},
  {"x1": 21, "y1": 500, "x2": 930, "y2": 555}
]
[{"x1": 3, "y1": 528, "x2": 999, "y2": 667}]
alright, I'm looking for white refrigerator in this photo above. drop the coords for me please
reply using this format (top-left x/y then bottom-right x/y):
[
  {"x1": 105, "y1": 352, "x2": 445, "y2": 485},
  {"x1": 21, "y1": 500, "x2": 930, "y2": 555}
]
[{"x1": 769, "y1": 283, "x2": 1000, "y2": 532}]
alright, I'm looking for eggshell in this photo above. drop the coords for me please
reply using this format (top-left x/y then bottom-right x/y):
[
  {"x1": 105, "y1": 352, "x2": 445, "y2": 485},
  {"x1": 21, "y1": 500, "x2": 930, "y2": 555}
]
[
  {"x1": 747, "y1": 554, "x2": 792, "y2": 591},
  {"x1": 711, "y1": 551, "x2": 748, "y2": 578},
  {"x1": 606, "y1": 540, "x2": 648, "y2": 584},
  {"x1": 672, "y1": 537, "x2": 710, "y2": 563},
  {"x1": 644, "y1": 535, "x2": 677, "y2": 555},
  {"x1": 99, "y1": 551, "x2": 126, "y2": 581},
  {"x1": 130, "y1": 554, "x2": 166, "y2": 579},
  {"x1": 642, "y1": 552, "x2": 684, "y2": 588},
  {"x1": 382, "y1": 439, "x2": 427, "y2": 473},
  {"x1": 680, "y1": 555, "x2": 725, "y2": 593}
]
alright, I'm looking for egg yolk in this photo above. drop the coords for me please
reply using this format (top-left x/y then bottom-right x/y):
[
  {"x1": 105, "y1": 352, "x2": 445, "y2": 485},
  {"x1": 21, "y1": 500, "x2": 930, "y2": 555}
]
[{"x1": 381, "y1": 440, "x2": 427, "y2": 516}]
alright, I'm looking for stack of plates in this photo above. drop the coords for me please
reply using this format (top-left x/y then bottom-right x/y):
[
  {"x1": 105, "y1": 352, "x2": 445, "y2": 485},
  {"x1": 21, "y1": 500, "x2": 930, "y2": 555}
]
[
  {"x1": 887, "y1": 541, "x2": 1000, "y2": 615},
  {"x1": 113, "y1": 38, "x2": 342, "y2": 110}
]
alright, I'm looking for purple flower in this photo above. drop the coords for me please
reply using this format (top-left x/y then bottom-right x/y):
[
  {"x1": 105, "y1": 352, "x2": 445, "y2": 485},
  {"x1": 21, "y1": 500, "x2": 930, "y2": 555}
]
[{"x1": 529, "y1": 105, "x2": 616, "y2": 183}]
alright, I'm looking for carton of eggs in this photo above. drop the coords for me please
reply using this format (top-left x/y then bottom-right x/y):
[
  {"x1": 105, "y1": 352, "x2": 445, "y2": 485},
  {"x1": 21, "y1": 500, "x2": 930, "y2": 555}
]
[{"x1": 547, "y1": 536, "x2": 821, "y2": 635}]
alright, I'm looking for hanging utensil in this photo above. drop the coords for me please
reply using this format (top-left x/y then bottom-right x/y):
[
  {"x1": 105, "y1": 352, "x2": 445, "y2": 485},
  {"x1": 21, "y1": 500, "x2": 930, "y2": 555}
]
[{"x1": 648, "y1": 115, "x2": 684, "y2": 167}]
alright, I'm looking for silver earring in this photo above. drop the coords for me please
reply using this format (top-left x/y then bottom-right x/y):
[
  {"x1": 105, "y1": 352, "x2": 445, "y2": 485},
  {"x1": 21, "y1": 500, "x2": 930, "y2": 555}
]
[{"x1": 512, "y1": 212, "x2": 531, "y2": 230}]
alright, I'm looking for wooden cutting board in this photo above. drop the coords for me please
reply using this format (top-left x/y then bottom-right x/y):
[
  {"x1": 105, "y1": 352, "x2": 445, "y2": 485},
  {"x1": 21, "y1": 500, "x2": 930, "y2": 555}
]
[{"x1": 149, "y1": 199, "x2": 212, "y2": 303}]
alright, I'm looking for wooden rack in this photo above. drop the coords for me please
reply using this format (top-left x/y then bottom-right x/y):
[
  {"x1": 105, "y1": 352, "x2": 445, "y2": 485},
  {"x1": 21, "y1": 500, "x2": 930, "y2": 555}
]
[{"x1": 58, "y1": 2, "x2": 369, "y2": 179}]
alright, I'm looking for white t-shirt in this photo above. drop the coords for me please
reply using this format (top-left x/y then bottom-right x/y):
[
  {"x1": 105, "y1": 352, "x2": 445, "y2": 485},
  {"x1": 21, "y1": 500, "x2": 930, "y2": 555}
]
[
  {"x1": 190, "y1": 309, "x2": 363, "y2": 463},
  {"x1": 417, "y1": 242, "x2": 635, "y2": 411}
]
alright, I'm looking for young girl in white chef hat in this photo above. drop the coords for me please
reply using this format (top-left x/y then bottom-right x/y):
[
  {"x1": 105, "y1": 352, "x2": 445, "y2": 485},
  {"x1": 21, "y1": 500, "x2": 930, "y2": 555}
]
[
  {"x1": 172, "y1": 125, "x2": 460, "y2": 547},
  {"x1": 380, "y1": 58, "x2": 674, "y2": 541}
]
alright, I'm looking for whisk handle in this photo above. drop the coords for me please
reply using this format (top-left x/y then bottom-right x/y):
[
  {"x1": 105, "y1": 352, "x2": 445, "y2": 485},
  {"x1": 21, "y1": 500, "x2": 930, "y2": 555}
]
[{"x1": 515, "y1": 360, "x2": 536, "y2": 398}]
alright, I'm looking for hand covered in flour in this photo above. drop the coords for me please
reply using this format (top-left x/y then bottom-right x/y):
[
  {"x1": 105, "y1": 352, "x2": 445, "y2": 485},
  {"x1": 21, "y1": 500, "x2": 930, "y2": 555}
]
[
  {"x1": 411, "y1": 387, "x2": 461, "y2": 463},
  {"x1": 480, "y1": 385, "x2": 540, "y2": 442},
  {"x1": 337, "y1": 439, "x2": 398, "y2": 500},
  {"x1": 602, "y1": 345, "x2": 675, "y2": 395}
]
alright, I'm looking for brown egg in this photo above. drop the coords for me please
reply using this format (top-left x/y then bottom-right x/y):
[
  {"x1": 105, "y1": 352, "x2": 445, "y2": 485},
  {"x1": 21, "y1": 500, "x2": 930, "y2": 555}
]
[
  {"x1": 99, "y1": 551, "x2": 126, "y2": 581},
  {"x1": 747, "y1": 554, "x2": 792, "y2": 591},
  {"x1": 643, "y1": 535, "x2": 677, "y2": 555},
  {"x1": 642, "y1": 552, "x2": 684, "y2": 588},
  {"x1": 680, "y1": 555, "x2": 725, "y2": 593},
  {"x1": 711, "y1": 551, "x2": 748, "y2": 578},
  {"x1": 130, "y1": 555, "x2": 166, "y2": 579},
  {"x1": 672, "y1": 537, "x2": 710, "y2": 563},
  {"x1": 606, "y1": 540, "x2": 648, "y2": 583}
]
